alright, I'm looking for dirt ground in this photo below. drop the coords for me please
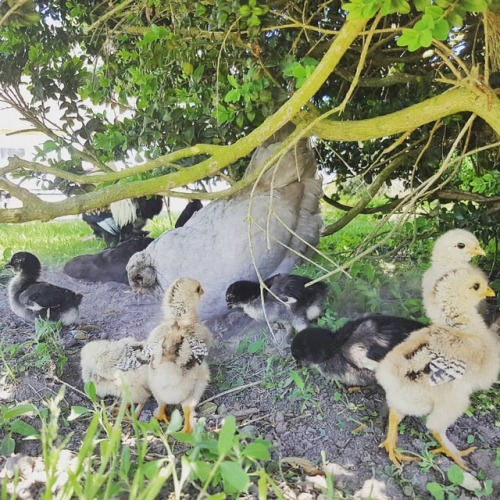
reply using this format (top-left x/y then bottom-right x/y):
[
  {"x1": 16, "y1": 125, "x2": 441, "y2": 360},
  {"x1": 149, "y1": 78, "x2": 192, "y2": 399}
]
[{"x1": 0, "y1": 267, "x2": 498, "y2": 499}]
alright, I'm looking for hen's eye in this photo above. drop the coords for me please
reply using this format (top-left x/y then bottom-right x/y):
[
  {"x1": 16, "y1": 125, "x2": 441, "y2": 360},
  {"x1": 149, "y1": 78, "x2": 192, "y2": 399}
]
[
  {"x1": 472, "y1": 283, "x2": 480, "y2": 291},
  {"x1": 457, "y1": 242, "x2": 465, "y2": 249}
]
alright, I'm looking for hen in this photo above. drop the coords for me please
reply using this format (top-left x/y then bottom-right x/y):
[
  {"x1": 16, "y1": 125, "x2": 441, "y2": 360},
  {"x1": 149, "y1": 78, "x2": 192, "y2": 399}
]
[
  {"x1": 422, "y1": 229, "x2": 485, "y2": 323},
  {"x1": 146, "y1": 277, "x2": 213, "y2": 433},
  {"x1": 5, "y1": 252, "x2": 82, "y2": 325},
  {"x1": 127, "y1": 129, "x2": 323, "y2": 320},
  {"x1": 291, "y1": 314, "x2": 424, "y2": 386},
  {"x1": 83, "y1": 195, "x2": 163, "y2": 246},
  {"x1": 80, "y1": 337, "x2": 153, "y2": 417},
  {"x1": 226, "y1": 274, "x2": 329, "y2": 335},
  {"x1": 376, "y1": 267, "x2": 499, "y2": 470}
]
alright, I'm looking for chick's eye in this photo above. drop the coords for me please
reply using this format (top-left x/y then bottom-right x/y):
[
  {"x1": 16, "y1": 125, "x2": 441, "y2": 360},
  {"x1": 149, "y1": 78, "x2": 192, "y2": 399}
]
[
  {"x1": 472, "y1": 283, "x2": 480, "y2": 291},
  {"x1": 457, "y1": 242, "x2": 465, "y2": 249},
  {"x1": 197, "y1": 286, "x2": 202, "y2": 294}
]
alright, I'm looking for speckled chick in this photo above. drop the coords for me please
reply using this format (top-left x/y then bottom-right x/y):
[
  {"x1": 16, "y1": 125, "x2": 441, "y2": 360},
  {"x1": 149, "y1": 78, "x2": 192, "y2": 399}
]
[
  {"x1": 80, "y1": 337, "x2": 153, "y2": 417},
  {"x1": 291, "y1": 314, "x2": 424, "y2": 387},
  {"x1": 146, "y1": 277, "x2": 212, "y2": 433},
  {"x1": 6, "y1": 252, "x2": 82, "y2": 325},
  {"x1": 376, "y1": 267, "x2": 499, "y2": 471},
  {"x1": 422, "y1": 229, "x2": 485, "y2": 323}
]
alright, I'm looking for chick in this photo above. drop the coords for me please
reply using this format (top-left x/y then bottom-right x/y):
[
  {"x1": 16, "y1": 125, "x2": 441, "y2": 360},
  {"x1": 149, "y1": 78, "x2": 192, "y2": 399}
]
[
  {"x1": 80, "y1": 337, "x2": 152, "y2": 417},
  {"x1": 291, "y1": 315, "x2": 424, "y2": 387},
  {"x1": 146, "y1": 277, "x2": 212, "y2": 433},
  {"x1": 226, "y1": 274, "x2": 329, "y2": 335},
  {"x1": 5, "y1": 251, "x2": 83, "y2": 325},
  {"x1": 376, "y1": 267, "x2": 499, "y2": 470},
  {"x1": 422, "y1": 229, "x2": 485, "y2": 323}
]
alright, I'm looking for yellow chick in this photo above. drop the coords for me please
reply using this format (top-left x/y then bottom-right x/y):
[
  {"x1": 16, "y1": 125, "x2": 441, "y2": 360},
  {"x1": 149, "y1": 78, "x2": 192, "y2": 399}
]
[
  {"x1": 146, "y1": 277, "x2": 212, "y2": 433},
  {"x1": 376, "y1": 266, "x2": 499, "y2": 470},
  {"x1": 422, "y1": 229, "x2": 485, "y2": 323},
  {"x1": 80, "y1": 337, "x2": 153, "y2": 417}
]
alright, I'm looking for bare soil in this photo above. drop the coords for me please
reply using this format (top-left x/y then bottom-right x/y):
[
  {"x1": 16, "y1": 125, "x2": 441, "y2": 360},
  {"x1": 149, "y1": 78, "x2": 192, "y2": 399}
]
[{"x1": 0, "y1": 268, "x2": 498, "y2": 499}]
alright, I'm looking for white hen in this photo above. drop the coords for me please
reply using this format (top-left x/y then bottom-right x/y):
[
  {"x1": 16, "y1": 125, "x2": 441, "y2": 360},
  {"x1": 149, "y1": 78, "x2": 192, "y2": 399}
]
[
  {"x1": 127, "y1": 131, "x2": 323, "y2": 320},
  {"x1": 422, "y1": 229, "x2": 485, "y2": 323}
]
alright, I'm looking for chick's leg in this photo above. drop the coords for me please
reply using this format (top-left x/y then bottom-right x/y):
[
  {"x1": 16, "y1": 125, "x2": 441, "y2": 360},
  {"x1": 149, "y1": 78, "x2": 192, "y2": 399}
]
[
  {"x1": 154, "y1": 403, "x2": 169, "y2": 424},
  {"x1": 181, "y1": 405, "x2": 193, "y2": 434},
  {"x1": 430, "y1": 431, "x2": 475, "y2": 471},
  {"x1": 379, "y1": 408, "x2": 418, "y2": 467}
]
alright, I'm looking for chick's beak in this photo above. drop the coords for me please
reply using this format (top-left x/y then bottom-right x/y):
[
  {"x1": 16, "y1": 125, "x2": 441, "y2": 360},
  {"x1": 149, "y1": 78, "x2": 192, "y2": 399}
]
[
  {"x1": 470, "y1": 245, "x2": 486, "y2": 257},
  {"x1": 482, "y1": 286, "x2": 496, "y2": 298}
]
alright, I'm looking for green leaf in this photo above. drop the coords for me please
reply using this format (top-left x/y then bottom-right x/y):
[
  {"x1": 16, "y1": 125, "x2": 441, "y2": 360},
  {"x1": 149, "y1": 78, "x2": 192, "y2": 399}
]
[
  {"x1": 68, "y1": 405, "x2": 90, "y2": 422},
  {"x1": 290, "y1": 370, "x2": 305, "y2": 390},
  {"x1": 120, "y1": 445, "x2": 131, "y2": 476},
  {"x1": 242, "y1": 441, "x2": 271, "y2": 460},
  {"x1": 218, "y1": 416, "x2": 236, "y2": 456},
  {"x1": 84, "y1": 381, "x2": 97, "y2": 403},
  {"x1": 191, "y1": 460, "x2": 212, "y2": 482},
  {"x1": 220, "y1": 461, "x2": 250, "y2": 493},
  {"x1": 224, "y1": 89, "x2": 241, "y2": 103},
  {"x1": 10, "y1": 419, "x2": 39, "y2": 437},
  {"x1": 432, "y1": 19, "x2": 450, "y2": 41},
  {"x1": 0, "y1": 435, "x2": 15, "y2": 455},
  {"x1": 418, "y1": 29, "x2": 433, "y2": 48},
  {"x1": 142, "y1": 459, "x2": 165, "y2": 480},
  {"x1": 1, "y1": 404, "x2": 37, "y2": 420},
  {"x1": 447, "y1": 464, "x2": 464, "y2": 484},
  {"x1": 461, "y1": 0, "x2": 488, "y2": 11},
  {"x1": 427, "y1": 482, "x2": 445, "y2": 500},
  {"x1": 167, "y1": 409, "x2": 183, "y2": 433},
  {"x1": 247, "y1": 339, "x2": 264, "y2": 353}
]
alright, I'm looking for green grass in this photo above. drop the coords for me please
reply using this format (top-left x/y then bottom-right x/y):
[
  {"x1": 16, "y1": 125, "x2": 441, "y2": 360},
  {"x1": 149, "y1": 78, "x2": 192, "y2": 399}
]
[{"x1": 0, "y1": 213, "x2": 175, "y2": 269}]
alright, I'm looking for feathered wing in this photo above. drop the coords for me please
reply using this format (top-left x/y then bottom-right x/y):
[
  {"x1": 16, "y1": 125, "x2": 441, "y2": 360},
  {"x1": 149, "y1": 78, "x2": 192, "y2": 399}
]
[
  {"x1": 427, "y1": 350, "x2": 466, "y2": 386},
  {"x1": 116, "y1": 341, "x2": 156, "y2": 371},
  {"x1": 19, "y1": 283, "x2": 82, "y2": 310}
]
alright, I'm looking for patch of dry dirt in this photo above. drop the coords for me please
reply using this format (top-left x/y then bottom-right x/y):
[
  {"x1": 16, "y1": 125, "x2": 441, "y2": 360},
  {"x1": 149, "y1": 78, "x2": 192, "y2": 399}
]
[{"x1": 0, "y1": 268, "x2": 499, "y2": 499}]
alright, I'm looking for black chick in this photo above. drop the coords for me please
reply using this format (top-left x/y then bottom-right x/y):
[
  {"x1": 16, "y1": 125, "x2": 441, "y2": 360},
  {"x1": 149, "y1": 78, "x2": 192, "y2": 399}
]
[
  {"x1": 6, "y1": 252, "x2": 83, "y2": 325},
  {"x1": 226, "y1": 274, "x2": 329, "y2": 334},
  {"x1": 291, "y1": 314, "x2": 424, "y2": 387}
]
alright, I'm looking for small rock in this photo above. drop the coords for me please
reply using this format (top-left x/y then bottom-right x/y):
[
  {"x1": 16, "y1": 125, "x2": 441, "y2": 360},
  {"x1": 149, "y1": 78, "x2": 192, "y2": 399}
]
[
  {"x1": 275, "y1": 411, "x2": 285, "y2": 423},
  {"x1": 5, "y1": 454, "x2": 35, "y2": 479},
  {"x1": 275, "y1": 422, "x2": 287, "y2": 434}
]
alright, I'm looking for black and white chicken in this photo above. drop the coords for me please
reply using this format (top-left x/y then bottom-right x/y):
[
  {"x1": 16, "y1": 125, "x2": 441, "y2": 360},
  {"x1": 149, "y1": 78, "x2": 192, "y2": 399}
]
[
  {"x1": 82, "y1": 195, "x2": 163, "y2": 246},
  {"x1": 226, "y1": 274, "x2": 329, "y2": 335},
  {"x1": 291, "y1": 314, "x2": 424, "y2": 387},
  {"x1": 5, "y1": 251, "x2": 83, "y2": 325}
]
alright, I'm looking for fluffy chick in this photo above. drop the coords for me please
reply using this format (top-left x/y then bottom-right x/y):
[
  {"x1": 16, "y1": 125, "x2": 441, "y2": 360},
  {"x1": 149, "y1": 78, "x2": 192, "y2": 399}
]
[
  {"x1": 6, "y1": 251, "x2": 82, "y2": 325},
  {"x1": 146, "y1": 277, "x2": 212, "y2": 433},
  {"x1": 291, "y1": 315, "x2": 424, "y2": 387},
  {"x1": 226, "y1": 274, "x2": 329, "y2": 334},
  {"x1": 422, "y1": 229, "x2": 485, "y2": 323},
  {"x1": 80, "y1": 337, "x2": 153, "y2": 417},
  {"x1": 376, "y1": 267, "x2": 499, "y2": 470}
]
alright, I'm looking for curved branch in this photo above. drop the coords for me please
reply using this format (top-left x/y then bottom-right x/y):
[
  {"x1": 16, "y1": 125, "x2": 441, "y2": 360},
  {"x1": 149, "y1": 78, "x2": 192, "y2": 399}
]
[{"x1": 301, "y1": 86, "x2": 500, "y2": 140}]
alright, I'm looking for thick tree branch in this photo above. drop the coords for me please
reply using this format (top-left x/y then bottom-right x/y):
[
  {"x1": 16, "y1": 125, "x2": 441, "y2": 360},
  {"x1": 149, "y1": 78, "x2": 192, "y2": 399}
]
[{"x1": 301, "y1": 86, "x2": 500, "y2": 140}]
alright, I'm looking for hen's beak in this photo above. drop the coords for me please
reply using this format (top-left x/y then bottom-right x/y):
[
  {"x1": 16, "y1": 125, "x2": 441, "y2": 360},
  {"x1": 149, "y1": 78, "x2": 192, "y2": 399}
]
[
  {"x1": 470, "y1": 245, "x2": 486, "y2": 257},
  {"x1": 482, "y1": 286, "x2": 496, "y2": 298}
]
